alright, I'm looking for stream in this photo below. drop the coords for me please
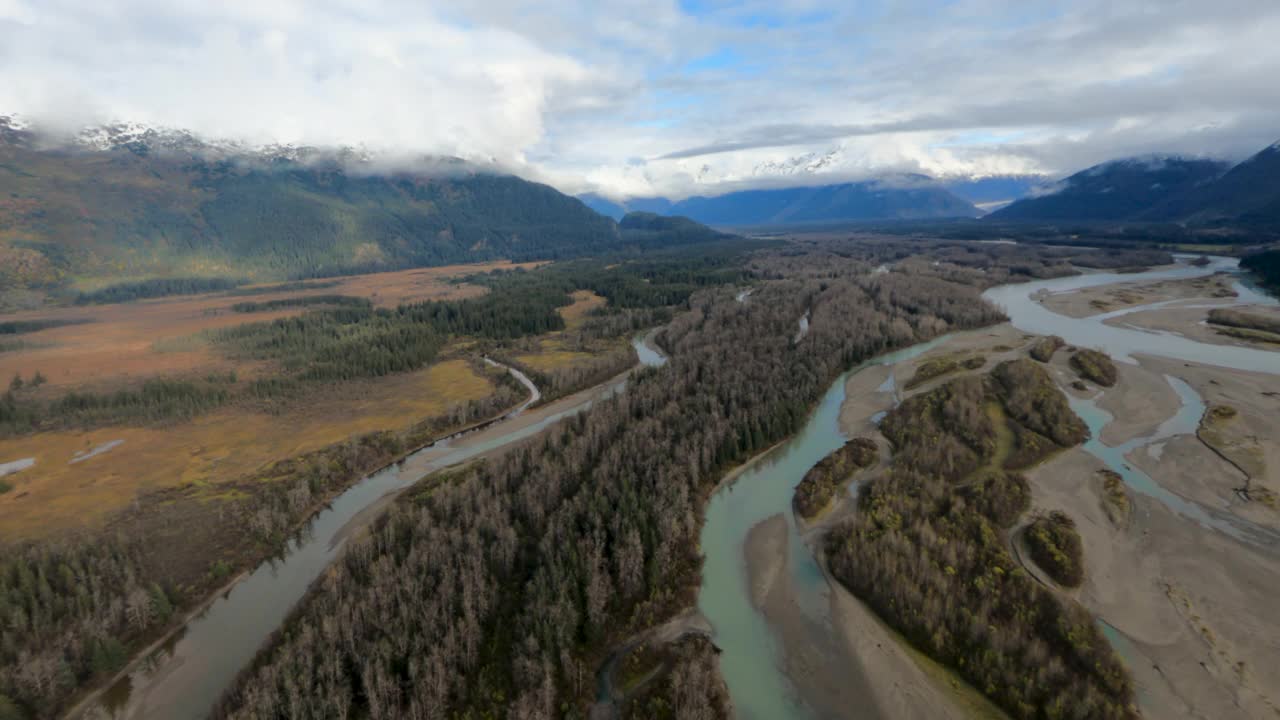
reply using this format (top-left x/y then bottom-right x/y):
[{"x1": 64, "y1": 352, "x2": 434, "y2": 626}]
[
  {"x1": 82, "y1": 335, "x2": 666, "y2": 720},
  {"x1": 697, "y1": 255, "x2": 1279, "y2": 720}
]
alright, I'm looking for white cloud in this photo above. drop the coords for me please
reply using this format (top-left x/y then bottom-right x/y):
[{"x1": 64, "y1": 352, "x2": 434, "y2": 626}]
[{"x1": 2, "y1": 0, "x2": 1279, "y2": 199}]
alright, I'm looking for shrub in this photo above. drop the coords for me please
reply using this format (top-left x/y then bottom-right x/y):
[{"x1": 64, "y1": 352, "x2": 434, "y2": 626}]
[
  {"x1": 1069, "y1": 349, "x2": 1117, "y2": 387},
  {"x1": 1029, "y1": 335, "x2": 1064, "y2": 362},
  {"x1": 1025, "y1": 511, "x2": 1085, "y2": 587}
]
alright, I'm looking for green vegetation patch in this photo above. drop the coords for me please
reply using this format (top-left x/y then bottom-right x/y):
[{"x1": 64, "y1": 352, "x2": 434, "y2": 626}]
[
  {"x1": 828, "y1": 357, "x2": 1129, "y2": 719},
  {"x1": 884, "y1": 358, "x2": 1086, "y2": 483},
  {"x1": 619, "y1": 635, "x2": 729, "y2": 719},
  {"x1": 0, "y1": 318, "x2": 91, "y2": 335},
  {"x1": 230, "y1": 294, "x2": 371, "y2": 313},
  {"x1": 1069, "y1": 348, "x2": 1118, "y2": 387},
  {"x1": 1098, "y1": 470, "x2": 1130, "y2": 526},
  {"x1": 225, "y1": 280, "x2": 342, "y2": 297},
  {"x1": 1211, "y1": 325, "x2": 1280, "y2": 346},
  {"x1": 1240, "y1": 249, "x2": 1280, "y2": 296},
  {"x1": 75, "y1": 277, "x2": 245, "y2": 305},
  {"x1": 1029, "y1": 335, "x2": 1064, "y2": 362},
  {"x1": 904, "y1": 354, "x2": 987, "y2": 390},
  {"x1": 1025, "y1": 511, "x2": 1085, "y2": 587},
  {"x1": 793, "y1": 437, "x2": 878, "y2": 519},
  {"x1": 1207, "y1": 308, "x2": 1280, "y2": 336}
]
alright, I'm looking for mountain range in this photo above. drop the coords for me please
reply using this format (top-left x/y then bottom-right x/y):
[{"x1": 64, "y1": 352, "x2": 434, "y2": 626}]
[
  {"x1": 5, "y1": 115, "x2": 1280, "y2": 303},
  {"x1": 0, "y1": 118, "x2": 730, "y2": 300},
  {"x1": 990, "y1": 141, "x2": 1280, "y2": 225},
  {"x1": 581, "y1": 176, "x2": 983, "y2": 226}
]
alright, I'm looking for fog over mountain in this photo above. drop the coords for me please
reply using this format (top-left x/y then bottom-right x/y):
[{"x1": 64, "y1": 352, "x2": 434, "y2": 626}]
[{"x1": 4, "y1": 0, "x2": 1280, "y2": 200}]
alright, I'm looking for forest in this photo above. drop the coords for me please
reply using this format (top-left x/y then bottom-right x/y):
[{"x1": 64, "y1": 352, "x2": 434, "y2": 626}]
[
  {"x1": 792, "y1": 437, "x2": 878, "y2": 519},
  {"x1": 0, "y1": 319, "x2": 89, "y2": 336},
  {"x1": 206, "y1": 246, "x2": 1003, "y2": 720},
  {"x1": 0, "y1": 246, "x2": 767, "y2": 717},
  {"x1": 0, "y1": 367, "x2": 529, "y2": 719},
  {"x1": 2, "y1": 237, "x2": 1149, "y2": 719},
  {"x1": 1070, "y1": 348, "x2": 1118, "y2": 387},
  {"x1": 1024, "y1": 511, "x2": 1085, "y2": 588},
  {"x1": 827, "y1": 356, "x2": 1134, "y2": 719},
  {"x1": 1240, "y1": 248, "x2": 1280, "y2": 293},
  {"x1": 229, "y1": 295, "x2": 370, "y2": 313},
  {"x1": 73, "y1": 277, "x2": 245, "y2": 305}
]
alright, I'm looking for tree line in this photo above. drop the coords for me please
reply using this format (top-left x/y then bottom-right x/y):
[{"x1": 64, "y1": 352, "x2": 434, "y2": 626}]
[
  {"x1": 230, "y1": 295, "x2": 370, "y2": 313},
  {"x1": 74, "y1": 277, "x2": 245, "y2": 305},
  {"x1": 1240, "y1": 249, "x2": 1280, "y2": 294}
]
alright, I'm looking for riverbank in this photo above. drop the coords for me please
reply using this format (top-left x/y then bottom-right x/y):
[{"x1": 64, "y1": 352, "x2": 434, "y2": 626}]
[
  {"x1": 1101, "y1": 304, "x2": 1280, "y2": 350},
  {"x1": 1019, "y1": 289, "x2": 1280, "y2": 718},
  {"x1": 745, "y1": 514, "x2": 1004, "y2": 720},
  {"x1": 1028, "y1": 441, "x2": 1280, "y2": 719},
  {"x1": 814, "y1": 256, "x2": 1280, "y2": 720}
]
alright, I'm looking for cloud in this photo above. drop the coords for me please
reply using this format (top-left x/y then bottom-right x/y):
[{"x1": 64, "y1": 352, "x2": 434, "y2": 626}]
[{"x1": 2, "y1": 0, "x2": 1279, "y2": 199}]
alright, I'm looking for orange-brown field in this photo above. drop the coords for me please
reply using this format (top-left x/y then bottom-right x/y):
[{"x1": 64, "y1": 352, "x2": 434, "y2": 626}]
[
  {"x1": 0, "y1": 261, "x2": 550, "y2": 540},
  {"x1": 0, "y1": 260, "x2": 537, "y2": 392},
  {"x1": 0, "y1": 358, "x2": 495, "y2": 540}
]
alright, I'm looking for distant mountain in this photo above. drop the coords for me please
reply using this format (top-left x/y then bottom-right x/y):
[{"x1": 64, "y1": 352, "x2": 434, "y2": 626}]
[
  {"x1": 0, "y1": 120, "x2": 638, "y2": 295},
  {"x1": 578, "y1": 192, "x2": 627, "y2": 220},
  {"x1": 663, "y1": 178, "x2": 980, "y2": 226},
  {"x1": 577, "y1": 194, "x2": 674, "y2": 221},
  {"x1": 1161, "y1": 143, "x2": 1280, "y2": 225},
  {"x1": 989, "y1": 157, "x2": 1230, "y2": 222},
  {"x1": 618, "y1": 212, "x2": 731, "y2": 248}
]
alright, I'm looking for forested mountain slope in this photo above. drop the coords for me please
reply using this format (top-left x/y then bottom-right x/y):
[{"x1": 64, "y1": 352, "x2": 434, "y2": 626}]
[
  {"x1": 989, "y1": 139, "x2": 1280, "y2": 227},
  {"x1": 988, "y1": 157, "x2": 1229, "y2": 222},
  {"x1": 1166, "y1": 143, "x2": 1280, "y2": 225},
  {"x1": 0, "y1": 120, "x2": 626, "y2": 294}
]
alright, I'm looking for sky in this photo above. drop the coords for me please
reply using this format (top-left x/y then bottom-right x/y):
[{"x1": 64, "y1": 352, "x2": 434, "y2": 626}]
[{"x1": 2, "y1": 0, "x2": 1279, "y2": 199}]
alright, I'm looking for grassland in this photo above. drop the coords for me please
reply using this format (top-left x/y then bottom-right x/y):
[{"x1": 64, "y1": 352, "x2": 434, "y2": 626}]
[
  {"x1": 0, "y1": 261, "x2": 530, "y2": 393},
  {"x1": 0, "y1": 260, "x2": 556, "y2": 539},
  {"x1": 513, "y1": 290, "x2": 612, "y2": 372},
  {"x1": 0, "y1": 357, "x2": 496, "y2": 539}
]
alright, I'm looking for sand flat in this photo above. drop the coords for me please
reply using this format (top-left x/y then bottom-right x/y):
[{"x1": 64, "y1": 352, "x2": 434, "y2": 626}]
[
  {"x1": 1037, "y1": 273, "x2": 1238, "y2": 319},
  {"x1": 1103, "y1": 304, "x2": 1280, "y2": 351}
]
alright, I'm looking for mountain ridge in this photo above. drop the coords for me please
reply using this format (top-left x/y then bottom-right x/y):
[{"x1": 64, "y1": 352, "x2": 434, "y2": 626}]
[
  {"x1": 990, "y1": 141, "x2": 1280, "y2": 226},
  {"x1": 0, "y1": 121, "x2": 723, "y2": 303},
  {"x1": 580, "y1": 177, "x2": 981, "y2": 227}
]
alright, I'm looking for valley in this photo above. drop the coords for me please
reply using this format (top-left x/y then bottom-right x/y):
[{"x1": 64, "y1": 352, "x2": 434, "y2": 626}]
[
  {"x1": 2, "y1": 219, "x2": 1277, "y2": 720},
  {"x1": 5, "y1": 8, "x2": 1280, "y2": 720}
]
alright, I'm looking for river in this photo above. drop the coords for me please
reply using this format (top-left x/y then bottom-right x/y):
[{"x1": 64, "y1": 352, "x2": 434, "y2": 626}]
[
  {"x1": 80, "y1": 335, "x2": 666, "y2": 720},
  {"x1": 696, "y1": 255, "x2": 1279, "y2": 720}
]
